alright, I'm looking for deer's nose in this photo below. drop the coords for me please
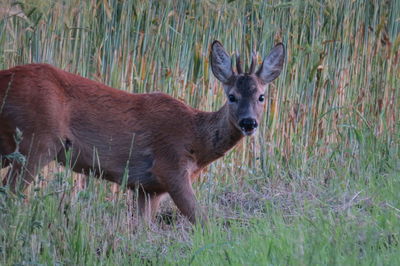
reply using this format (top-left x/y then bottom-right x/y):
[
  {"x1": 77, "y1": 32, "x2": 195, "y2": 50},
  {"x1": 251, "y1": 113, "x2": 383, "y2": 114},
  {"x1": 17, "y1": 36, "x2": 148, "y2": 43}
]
[{"x1": 239, "y1": 118, "x2": 258, "y2": 131}]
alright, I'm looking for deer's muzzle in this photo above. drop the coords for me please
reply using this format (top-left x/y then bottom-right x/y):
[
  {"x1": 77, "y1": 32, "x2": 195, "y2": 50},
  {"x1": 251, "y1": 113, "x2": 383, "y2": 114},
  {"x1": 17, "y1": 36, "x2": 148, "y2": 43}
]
[{"x1": 239, "y1": 118, "x2": 258, "y2": 135}]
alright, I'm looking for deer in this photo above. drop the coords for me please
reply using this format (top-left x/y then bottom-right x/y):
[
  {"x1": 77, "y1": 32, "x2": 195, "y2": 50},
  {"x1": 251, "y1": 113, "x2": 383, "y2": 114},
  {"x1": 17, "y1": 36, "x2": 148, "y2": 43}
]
[{"x1": 0, "y1": 40, "x2": 285, "y2": 224}]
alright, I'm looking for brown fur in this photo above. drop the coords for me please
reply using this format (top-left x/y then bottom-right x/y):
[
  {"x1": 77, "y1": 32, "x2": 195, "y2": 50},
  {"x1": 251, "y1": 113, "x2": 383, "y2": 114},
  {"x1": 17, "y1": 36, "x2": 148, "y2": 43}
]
[{"x1": 0, "y1": 41, "x2": 284, "y2": 224}]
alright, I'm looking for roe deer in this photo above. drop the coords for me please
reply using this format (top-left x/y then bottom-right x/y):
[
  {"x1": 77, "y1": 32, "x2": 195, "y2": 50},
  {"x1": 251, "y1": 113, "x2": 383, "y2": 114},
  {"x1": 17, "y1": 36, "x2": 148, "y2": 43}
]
[{"x1": 0, "y1": 41, "x2": 284, "y2": 224}]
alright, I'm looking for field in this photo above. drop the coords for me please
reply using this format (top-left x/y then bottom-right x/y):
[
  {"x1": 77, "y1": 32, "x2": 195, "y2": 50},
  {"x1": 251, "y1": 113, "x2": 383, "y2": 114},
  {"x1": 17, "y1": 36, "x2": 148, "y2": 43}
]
[{"x1": 1, "y1": 0, "x2": 399, "y2": 264}]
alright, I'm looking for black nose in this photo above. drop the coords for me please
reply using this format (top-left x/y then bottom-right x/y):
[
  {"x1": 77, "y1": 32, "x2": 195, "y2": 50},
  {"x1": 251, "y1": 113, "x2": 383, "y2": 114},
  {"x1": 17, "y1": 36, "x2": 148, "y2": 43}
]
[{"x1": 239, "y1": 118, "x2": 258, "y2": 131}]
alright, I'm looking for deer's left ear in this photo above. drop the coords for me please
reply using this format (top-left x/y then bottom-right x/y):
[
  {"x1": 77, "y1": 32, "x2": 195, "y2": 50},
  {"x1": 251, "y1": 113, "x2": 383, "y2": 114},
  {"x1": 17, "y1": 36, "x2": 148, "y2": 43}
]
[
  {"x1": 256, "y1": 43, "x2": 285, "y2": 84},
  {"x1": 210, "y1": 41, "x2": 234, "y2": 84}
]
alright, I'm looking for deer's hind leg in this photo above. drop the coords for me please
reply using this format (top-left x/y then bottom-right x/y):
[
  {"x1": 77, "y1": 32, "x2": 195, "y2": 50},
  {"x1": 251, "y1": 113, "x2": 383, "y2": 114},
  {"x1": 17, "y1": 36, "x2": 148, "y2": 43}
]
[
  {"x1": 0, "y1": 137, "x2": 11, "y2": 169},
  {"x1": 0, "y1": 123, "x2": 16, "y2": 170},
  {"x1": 0, "y1": 126, "x2": 17, "y2": 185},
  {"x1": 3, "y1": 134, "x2": 63, "y2": 193}
]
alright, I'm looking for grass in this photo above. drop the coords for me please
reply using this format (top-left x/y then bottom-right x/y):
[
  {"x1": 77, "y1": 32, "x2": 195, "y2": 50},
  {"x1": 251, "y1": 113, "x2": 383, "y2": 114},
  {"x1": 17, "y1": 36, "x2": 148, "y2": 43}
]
[{"x1": 0, "y1": 0, "x2": 399, "y2": 264}]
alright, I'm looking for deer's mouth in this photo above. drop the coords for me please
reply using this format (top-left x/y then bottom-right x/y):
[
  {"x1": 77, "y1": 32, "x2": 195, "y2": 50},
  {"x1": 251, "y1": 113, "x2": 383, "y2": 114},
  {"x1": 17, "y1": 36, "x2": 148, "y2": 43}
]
[
  {"x1": 238, "y1": 118, "x2": 258, "y2": 136},
  {"x1": 241, "y1": 127, "x2": 257, "y2": 136}
]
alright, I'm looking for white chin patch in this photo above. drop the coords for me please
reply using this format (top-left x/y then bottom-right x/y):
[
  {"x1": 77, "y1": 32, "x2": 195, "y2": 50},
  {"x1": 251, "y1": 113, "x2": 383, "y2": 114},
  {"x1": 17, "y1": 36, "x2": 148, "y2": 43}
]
[{"x1": 241, "y1": 128, "x2": 257, "y2": 136}]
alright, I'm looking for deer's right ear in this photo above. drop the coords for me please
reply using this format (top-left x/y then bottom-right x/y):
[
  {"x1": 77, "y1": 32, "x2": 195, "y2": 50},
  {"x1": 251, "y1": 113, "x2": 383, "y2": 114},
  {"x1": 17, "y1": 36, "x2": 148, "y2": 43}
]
[{"x1": 210, "y1": 41, "x2": 234, "y2": 83}]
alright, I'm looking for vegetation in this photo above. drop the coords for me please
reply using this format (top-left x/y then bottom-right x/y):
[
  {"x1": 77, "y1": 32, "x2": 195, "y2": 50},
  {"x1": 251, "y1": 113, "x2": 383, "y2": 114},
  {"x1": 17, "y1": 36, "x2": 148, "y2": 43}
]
[{"x1": 1, "y1": 0, "x2": 399, "y2": 264}]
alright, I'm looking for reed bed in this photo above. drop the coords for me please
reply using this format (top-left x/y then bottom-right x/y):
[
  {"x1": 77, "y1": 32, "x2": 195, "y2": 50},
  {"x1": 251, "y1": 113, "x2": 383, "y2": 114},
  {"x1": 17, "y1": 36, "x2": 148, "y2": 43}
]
[{"x1": 0, "y1": 0, "x2": 399, "y2": 264}]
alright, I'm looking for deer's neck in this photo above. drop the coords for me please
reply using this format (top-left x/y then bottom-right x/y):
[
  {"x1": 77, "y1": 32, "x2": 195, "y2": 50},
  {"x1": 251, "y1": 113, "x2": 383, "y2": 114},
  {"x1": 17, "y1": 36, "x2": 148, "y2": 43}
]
[{"x1": 195, "y1": 103, "x2": 244, "y2": 167}]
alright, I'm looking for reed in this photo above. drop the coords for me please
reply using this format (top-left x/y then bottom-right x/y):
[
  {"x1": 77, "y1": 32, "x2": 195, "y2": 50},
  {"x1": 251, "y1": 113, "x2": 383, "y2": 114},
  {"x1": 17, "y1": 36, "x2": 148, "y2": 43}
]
[{"x1": 0, "y1": 0, "x2": 399, "y2": 264}]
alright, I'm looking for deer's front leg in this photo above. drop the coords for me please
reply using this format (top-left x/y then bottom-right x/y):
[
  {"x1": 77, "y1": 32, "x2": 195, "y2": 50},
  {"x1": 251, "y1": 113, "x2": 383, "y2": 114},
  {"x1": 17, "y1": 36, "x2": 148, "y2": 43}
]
[
  {"x1": 137, "y1": 190, "x2": 165, "y2": 223},
  {"x1": 167, "y1": 170, "x2": 206, "y2": 224}
]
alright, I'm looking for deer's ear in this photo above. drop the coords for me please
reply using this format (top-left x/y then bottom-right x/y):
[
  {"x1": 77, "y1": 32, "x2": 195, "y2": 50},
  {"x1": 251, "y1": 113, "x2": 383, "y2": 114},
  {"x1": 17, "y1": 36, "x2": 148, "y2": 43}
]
[
  {"x1": 256, "y1": 43, "x2": 285, "y2": 84},
  {"x1": 210, "y1": 41, "x2": 234, "y2": 83}
]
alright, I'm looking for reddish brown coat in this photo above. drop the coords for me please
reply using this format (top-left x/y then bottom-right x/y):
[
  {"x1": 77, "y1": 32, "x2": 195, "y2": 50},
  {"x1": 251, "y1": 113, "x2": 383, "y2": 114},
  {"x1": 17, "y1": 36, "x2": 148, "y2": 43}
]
[{"x1": 0, "y1": 41, "x2": 284, "y2": 223}]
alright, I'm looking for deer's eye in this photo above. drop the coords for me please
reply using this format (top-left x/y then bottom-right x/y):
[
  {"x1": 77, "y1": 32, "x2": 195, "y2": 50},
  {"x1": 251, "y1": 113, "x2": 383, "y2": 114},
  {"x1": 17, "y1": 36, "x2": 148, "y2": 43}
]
[
  {"x1": 258, "y1": 95, "x2": 265, "y2": 102},
  {"x1": 228, "y1": 94, "x2": 237, "y2": 103}
]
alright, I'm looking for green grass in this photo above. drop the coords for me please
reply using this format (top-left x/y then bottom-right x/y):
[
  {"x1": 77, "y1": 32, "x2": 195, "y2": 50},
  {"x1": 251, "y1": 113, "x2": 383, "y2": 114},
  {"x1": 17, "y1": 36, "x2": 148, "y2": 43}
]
[{"x1": 1, "y1": 0, "x2": 399, "y2": 265}]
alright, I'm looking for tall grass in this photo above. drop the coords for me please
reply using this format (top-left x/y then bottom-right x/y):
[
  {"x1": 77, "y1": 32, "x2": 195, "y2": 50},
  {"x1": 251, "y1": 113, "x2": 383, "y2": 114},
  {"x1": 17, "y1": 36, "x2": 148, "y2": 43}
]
[{"x1": 0, "y1": 0, "x2": 399, "y2": 264}]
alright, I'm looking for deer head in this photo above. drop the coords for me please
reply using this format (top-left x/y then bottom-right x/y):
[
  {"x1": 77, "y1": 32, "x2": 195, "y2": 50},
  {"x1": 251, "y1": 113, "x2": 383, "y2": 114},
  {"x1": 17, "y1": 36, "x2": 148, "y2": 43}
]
[{"x1": 210, "y1": 41, "x2": 285, "y2": 136}]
